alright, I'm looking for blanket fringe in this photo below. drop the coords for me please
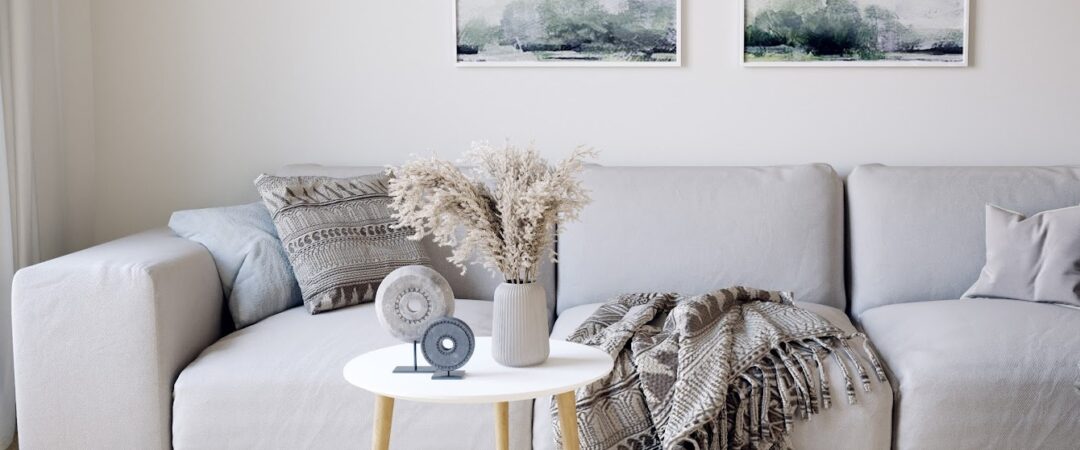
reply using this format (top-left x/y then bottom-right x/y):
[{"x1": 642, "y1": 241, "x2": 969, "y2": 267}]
[
  {"x1": 857, "y1": 332, "x2": 890, "y2": 383},
  {"x1": 717, "y1": 334, "x2": 888, "y2": 449}
]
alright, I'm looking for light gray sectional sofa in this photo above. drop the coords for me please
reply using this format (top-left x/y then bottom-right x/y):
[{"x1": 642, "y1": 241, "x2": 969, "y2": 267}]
[{"x1": 11, "y1": 164, "x2": 1080, "y2": 449}]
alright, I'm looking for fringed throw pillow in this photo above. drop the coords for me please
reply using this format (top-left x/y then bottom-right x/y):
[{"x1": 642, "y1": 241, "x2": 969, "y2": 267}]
[{"x1": 255, "y1": 173, "x2": 430, "y2": 314}]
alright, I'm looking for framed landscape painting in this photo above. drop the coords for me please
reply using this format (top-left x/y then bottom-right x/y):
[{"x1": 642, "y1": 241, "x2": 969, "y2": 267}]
[
  {"x1": 743, "y1": 0, "x2": 969, "y2": 67},
  {"x1": 454, "y1": 0, "x2": 681, "y2": 67}
]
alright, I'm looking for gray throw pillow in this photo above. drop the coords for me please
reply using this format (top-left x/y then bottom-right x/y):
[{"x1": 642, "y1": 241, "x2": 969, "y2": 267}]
[
  {"x1": 963, "y1": 204, "x2": 1080, "y2": 307},
  {"x1": 169, "y1": 203, "x2": 302, "y2": 328},
  {"x1": 255, "y1": 173, "x2": 430, "y2": 314}
]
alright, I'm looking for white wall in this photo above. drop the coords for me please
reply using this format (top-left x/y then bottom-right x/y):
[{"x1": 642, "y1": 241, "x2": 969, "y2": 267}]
[
  {"x1": 86, "y1": 0, "x2": 1080, "y2": 244},
  {"x1": 56, "y1": 0, "x2": 97, "y2": 254}
]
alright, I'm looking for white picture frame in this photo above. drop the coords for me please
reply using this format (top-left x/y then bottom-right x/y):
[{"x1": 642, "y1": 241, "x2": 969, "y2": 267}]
[
  {"x1": 453, "y1": 0, "x2": 682, "y2": 68},
  {"x1": 740, "y1": 0, "x2": 969, "y2": 67}
]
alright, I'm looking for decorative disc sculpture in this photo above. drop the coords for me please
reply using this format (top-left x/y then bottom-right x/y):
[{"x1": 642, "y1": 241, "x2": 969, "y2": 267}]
[
  {"x1": 375, "y1": 265, "x2": 455, "y2": 373},
  {"x1": 421, "y1": 317, "x2": 475, "y2": 380}
]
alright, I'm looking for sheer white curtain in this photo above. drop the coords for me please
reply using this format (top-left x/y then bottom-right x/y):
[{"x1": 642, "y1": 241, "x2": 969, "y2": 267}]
[{"x1": 1, "y1": 0, "x2": 51, "y2": 446}]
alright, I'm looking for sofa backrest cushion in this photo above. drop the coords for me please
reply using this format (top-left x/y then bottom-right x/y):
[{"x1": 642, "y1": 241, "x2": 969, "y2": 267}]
[
  {"x1": 275, "y1": 164, "x2": 557, "y2": 322},
  {"x1": 847, "y1": 164, "x2": 1080, "y2": 317},
  {"x1": 556, "y1": 164, "x2": 846, "y2": 313}
]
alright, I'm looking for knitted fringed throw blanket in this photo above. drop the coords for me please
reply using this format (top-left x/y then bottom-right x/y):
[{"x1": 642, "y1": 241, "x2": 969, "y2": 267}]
[{"x1": 551, "y1": 287, "x2": 887, "y2": 450}]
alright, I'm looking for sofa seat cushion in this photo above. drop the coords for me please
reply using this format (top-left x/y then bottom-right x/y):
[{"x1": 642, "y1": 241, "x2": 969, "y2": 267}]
[
  {"x1": 860, "y1": 299, "x2": 1080, "y2": 450},
  {"x1": 173, "y1": 299, "x2": 532, "y2": 450},
  {"x1": 532, "y1": 302, "x2": 892, "y2": 450}
]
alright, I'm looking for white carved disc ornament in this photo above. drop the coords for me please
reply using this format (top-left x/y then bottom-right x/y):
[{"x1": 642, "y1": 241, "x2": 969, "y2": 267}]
[{"x1": 375, "y1": 265, "x2": 455, "y2": 342}]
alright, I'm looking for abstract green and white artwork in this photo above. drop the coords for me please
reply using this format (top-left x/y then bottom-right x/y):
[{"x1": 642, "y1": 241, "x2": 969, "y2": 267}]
[
  {"x1": 743, "y1": 0, "x2": 968, "y2": 66},
  {"x1": 455, "y1": 0, "x2": 680, "y2": 67}
]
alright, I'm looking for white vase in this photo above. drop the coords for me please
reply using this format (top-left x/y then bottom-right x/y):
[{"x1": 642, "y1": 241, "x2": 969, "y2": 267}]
[{"x1": 491, "y1": 282, "x2": 550, "y2": 367}]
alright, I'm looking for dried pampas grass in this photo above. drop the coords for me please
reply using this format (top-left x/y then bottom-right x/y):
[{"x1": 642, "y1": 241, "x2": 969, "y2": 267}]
[{"x1": 387, "y1": 141, "x2": 594, "y2": 283}]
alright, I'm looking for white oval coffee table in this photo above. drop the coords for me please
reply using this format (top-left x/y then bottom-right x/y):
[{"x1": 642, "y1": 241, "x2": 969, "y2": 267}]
[{"x1": 344, "y1": 337, "x2": 613, "y2": 450}]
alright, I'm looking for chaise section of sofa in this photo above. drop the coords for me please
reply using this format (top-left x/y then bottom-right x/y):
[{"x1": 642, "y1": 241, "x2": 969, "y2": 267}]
[
  {"x1": 10, "y1": 164, "x2": 558, "y2": 450},
  {"x1": 11, "y1": 229, "x2": 223, "y2": 449},
  {"x1": 848, "y1": 165, "x2": 1080, "y2": 450}
]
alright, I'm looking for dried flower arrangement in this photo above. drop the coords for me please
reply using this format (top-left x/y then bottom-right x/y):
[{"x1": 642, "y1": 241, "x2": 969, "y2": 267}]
[{"x1": 387, "y1": 142, "x2": 594, "y2": 284}]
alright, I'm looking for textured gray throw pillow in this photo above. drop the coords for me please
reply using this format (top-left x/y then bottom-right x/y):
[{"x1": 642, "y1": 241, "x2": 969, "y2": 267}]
[
  {"x1": 169, "y1": 202, "x2": 303, "y2": 328},
  {"x1": 963, "y1": 204, "x2": 1080, "y2": 307},
  {"x1": 255, "y1": 173, "x2": 430, "y2": 314}
]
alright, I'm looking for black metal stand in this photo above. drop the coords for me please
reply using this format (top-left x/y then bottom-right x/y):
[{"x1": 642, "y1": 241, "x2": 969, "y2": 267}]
[
  {"x1": 431, "y1": 370, "x2": 465, "y2": 380},
  {"x1": 392, "y1": 341, "x2": 436, "y2": 373}
]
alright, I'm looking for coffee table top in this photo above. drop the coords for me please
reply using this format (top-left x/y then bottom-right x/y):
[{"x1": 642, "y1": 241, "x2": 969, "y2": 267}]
[{"x1": 343, "y1": 337, "x2": 614, "y2": 404}]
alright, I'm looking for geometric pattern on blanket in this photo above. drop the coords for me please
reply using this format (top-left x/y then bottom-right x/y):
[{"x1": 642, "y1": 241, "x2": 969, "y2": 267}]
[{"x1": 553, "y1": 287, "x2": 887, "y2": 450}]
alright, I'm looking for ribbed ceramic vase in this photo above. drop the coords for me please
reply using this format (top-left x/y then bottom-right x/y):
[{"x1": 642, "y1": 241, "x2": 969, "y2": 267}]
[{"x1": 491, "y1": 282, "x2": 550, "y2": 367}]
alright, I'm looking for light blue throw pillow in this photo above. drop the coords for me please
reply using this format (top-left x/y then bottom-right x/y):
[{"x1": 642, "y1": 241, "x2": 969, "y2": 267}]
[{"x1": 169, "y1": 202, "x2": 302, "y2": 328}]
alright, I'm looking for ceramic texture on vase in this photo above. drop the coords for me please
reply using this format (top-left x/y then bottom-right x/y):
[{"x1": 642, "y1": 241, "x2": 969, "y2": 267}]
[{"x1": 492, "y1": 282, "x2": 550, "y2": 367}]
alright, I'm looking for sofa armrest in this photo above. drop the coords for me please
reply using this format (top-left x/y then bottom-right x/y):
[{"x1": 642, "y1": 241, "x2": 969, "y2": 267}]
[{"x1": 12, "y1": 229, "x2": 223, "y2": 449}]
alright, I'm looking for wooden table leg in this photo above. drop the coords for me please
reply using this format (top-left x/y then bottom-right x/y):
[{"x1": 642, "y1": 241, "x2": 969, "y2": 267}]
[
  {"x1": 494, "y1": 401, "x2": 510, "y2": 450},
  {"x1": 555, "y1": 391, "x2": 581, "y2": 450},
  {"x1": 372, "y1": 395, "x2": 394, "y2": 450}
]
